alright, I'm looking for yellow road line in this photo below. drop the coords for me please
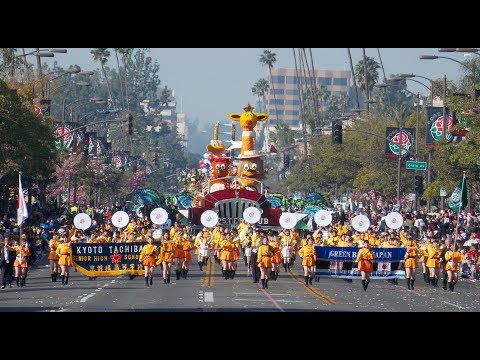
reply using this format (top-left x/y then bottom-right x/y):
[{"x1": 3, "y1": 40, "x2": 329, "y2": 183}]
[
  {"x1": 203, "y1": 257, "x2": 215, "y2": 288},
  {"x1": 289, "y1": 270, "x2": 336, "y2": 305}
]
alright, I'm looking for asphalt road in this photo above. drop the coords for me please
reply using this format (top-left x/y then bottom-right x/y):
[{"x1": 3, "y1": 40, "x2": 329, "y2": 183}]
[{"x1": 0, "y1": 255, "x2": 478, "y2": 312}]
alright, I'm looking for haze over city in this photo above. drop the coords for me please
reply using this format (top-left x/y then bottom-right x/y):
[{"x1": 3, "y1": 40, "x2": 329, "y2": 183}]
[{"x1": 32, "y1": 48, "x2": 466, "y2": 127}]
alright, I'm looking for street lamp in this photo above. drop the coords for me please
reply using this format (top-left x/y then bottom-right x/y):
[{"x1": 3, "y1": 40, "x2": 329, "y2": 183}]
[
  {"x1": 46, "y1": 66, "x2": 82, "y2": 97},
  {"x1": 396, "y1": 73, "x2": 434, "y2": 104},
  {"x1": 420, "y1": 54, "x2": 471, "y2": 69},
  {"x1": 456, "y1": 48, "x2": 480, "y2": 54}
]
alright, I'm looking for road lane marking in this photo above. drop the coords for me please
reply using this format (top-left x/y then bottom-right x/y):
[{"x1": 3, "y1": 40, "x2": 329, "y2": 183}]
[
  {"x1": 260, "y1": 289, "x2": 285, "y2": 312},
  {"x1": 80, "y1": 293, "x2": 96, "y2": 303},
  {"x1": 442, "y1": 301, "x2": 465, "y2": 309},
  {"x1": 289, "y1": 270, "x2": 336, "y2": 305},
  {"x1": 204, "y1": 292, "x2": 214, "y2": 302}
]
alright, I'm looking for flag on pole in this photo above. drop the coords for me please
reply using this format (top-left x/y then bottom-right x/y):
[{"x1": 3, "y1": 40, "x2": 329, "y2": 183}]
[
  {"x1": 17, "y1": 173, "x2": 28, "y2": 225},
  {"x1": 447, "y1": 175, "x2": 467, "y2": 213}
]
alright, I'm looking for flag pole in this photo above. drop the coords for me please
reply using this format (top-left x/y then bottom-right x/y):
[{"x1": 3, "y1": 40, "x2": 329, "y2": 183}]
[{"x1": 452, "y1": 171, "x2": 467, "y2": 254}]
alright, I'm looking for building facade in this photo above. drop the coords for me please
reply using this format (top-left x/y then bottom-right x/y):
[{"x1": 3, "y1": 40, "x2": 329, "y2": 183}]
[{"x1": 264, "y1": 67, "x2": 351, "y2": 130}]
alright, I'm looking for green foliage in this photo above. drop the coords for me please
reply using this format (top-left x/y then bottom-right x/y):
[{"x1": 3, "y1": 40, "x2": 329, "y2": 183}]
[{"x1": 0, "y1": 79, "x2": 56, "y2": 191}]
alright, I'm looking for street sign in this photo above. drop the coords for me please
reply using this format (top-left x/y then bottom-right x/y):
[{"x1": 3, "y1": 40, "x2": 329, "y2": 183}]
[
  {"x1": 440, "y1": 186, "x2": 447, "y2": 197},
  {"x1": 406, "y1": 161, "x2": 427, "y2": 171}
]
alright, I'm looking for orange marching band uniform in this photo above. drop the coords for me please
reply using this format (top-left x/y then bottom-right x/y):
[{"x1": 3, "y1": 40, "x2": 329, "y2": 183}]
[
  {"x1": 444, "y1": 246, "x2": 464, "y2": 292},
  {"x1": 356, "y1": 243, "x2": 375, "y2": 291},
  {"x1": 161, "y1": 238, "x2": 176, "y2": 284},
  {"x1": 56, "y1": 238, "x2": 73, "y2": 285},
  {"x1": 139, "y1": 239, "x2": 159, "y2": 287},
  {"x1": 298, "y1": 240, "x2": 316, "y2": 285},
  {"x1": 404, "y1": 240, "x2": 419, "y2": 290},
  {"x1": 426, "y1": 241, "x2": 442, "y2": 287},
  {"x1": 13, "y1": 240, "x2": 31, "y2": 287}
]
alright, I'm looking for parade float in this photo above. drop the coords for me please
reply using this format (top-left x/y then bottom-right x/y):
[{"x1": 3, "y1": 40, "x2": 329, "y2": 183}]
[{"x1": 187, "y1": 103, "x2": 282, "y2": 229}]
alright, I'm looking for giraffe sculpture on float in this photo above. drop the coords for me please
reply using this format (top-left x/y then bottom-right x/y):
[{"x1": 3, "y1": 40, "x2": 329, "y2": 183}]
[{"x1": 228, "y1": 103, "x2": 269, "y2": 192}]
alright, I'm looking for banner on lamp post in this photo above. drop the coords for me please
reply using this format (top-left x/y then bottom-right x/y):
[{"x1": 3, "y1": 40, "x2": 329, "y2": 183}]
[{"x1": 385, "y1": 127, "x2": 415, "y2": 159}]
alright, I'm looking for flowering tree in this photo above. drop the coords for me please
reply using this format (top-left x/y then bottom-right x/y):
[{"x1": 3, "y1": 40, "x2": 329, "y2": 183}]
[{"x1": 128, "y1": 168, "x2": 146, "y2": 193}]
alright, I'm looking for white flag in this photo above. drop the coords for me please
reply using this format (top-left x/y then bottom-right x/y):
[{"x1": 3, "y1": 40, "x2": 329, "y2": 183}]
[
  {"x1": 17, "y1": 173, "x2": 28, "y2": 225},
  {"x1": 377, "y1": 261, "x2": 391, "y2": 273}
]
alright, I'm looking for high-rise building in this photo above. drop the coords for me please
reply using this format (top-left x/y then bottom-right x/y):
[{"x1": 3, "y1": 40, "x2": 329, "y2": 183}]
[{"x1": 264, "y1": 67, "x2": 351, "y2": 130}]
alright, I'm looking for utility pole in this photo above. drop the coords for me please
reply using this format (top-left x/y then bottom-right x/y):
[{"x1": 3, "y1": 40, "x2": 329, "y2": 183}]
[
  {"x1": 397, "y1": 111, "x2": 403, "y2": 211},
  {"x1": 415, "y1": 92, "x2": 420, "y2": 212},
  {"x1": 34, "y1": 47, "x2": 45, "y2": 98},
  {"x1": 442, "y1": 74, "x2": 447, "y2": 139}
]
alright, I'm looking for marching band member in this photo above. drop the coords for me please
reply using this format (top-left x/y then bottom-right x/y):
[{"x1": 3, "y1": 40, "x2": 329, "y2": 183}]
[
  {"x1": 440, "y1": 238, "x2": 451, "y2": 290},
  {"x1": 404, "y1": 237, "x2": 419, "y2": 290},
  {"x1": 181, "y1": 234, "x2": 194, "y2": 279},
  {"x1": 161, "y1": 232, "x2": 175, "y2": 284},
  {"x1": 56, "y1": 236, "x2": 73, "y2": 285},
  {"x1": 139, "y1": 236, "x2": 159, "y2": 287},
  {"x1": 257, "y1": 236, "x2": 273, "y2": 289},
  {"x1": 419, "y1": 239, "x2": 430, "y2": 284},
  {"x1": 219, "y1": 230, "x2": 236, "y2": 279},
  {"x1": 356, "y1": 239, "x2": 375, "y2": 291},
  {"x1": 13, "y1": 237, "x2": 30, "y2": 287},
  {"x1": 212, "y1": 224, "x2": 223, "y2": 264},
  {"x1": 173, "y1": 231, "x2": 185, "y2": 280},
  {"x1": 194, "y1": 230, "x2": 210, "y2": 271},
  {"x1": 48, "y1": 235, "x2": 61, "y2": 282},
  {"x1": 270, "y1": 234, "x2": 282, "y2": 281},
  {"x1": 444, "y1": 242, "x2": 464, "y2": 292},
  {"x1": 244, "y1": 241, "x2": 253, "y2": 276},
  {"x1": 426, "y1": 238, "x2": 442, "y2": 287},
  {"x1": 279, "y1": 228, "x2": 294, "y2": 271},
  {"x1": 298, "y1": 236, "x2": 316, "y2": 286}
]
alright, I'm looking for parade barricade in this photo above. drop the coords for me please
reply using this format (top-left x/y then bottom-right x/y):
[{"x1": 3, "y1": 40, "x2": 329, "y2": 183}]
[
  {"x1": 314, "y1": 246, "x2": 406, "y2": 280},
  {"x1": 72, "y1": 241, "x2": 161, "y2": 277}
]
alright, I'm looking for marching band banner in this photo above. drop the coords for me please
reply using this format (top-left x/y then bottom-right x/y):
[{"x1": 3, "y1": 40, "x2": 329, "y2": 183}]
[
  {"x1": 72, "y1": 241, "x2": 162, "y2": 277},
  {"x1": 314, "y1": 246, "x2": 406, "y2": 279}
]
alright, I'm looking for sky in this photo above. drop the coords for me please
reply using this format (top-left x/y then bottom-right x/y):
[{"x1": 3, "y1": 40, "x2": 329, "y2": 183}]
[{"x1": 31, "y1": 48, "x2": 469, "y2": 128}]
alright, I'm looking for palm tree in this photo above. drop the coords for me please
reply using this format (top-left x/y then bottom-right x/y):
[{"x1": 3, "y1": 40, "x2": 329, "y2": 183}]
[
  {"x1": 113, "y1": 48, "x2": 125, "y2": 110},
  {"x1": 354, "y1": 55, "x2": 380, "y2": 99},
  {"x1": 259, "y1": 50, "x2": 279, "y2": 141},
  {"x1": 251, "y1": 78, "x2": 269, "y2": 112},
  {"x1": 91, "y1": 48, "x2": 115, "y2": 110},
  {"x1": 269, "y1": 120, "x2": 299, "y2": 149},
  {"x1": 116, "y1": 48, "x2": 134, "y2": 111}
]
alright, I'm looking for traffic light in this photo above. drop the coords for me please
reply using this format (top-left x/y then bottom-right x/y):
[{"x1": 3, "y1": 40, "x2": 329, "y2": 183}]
[
  {"x1": 414, "y1": 174, "x2": 423, "y2": 195},
  {"x1": 127, "y1": 113, "x2": 133, "y2": 135},
  {"x1": 332, "y1": 120, "x2": 342, "y2": 144}
]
